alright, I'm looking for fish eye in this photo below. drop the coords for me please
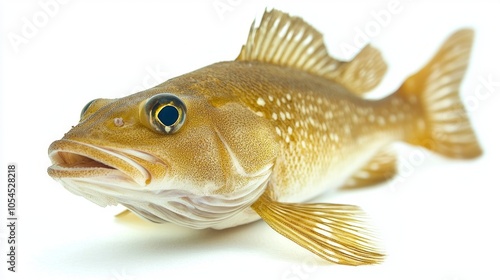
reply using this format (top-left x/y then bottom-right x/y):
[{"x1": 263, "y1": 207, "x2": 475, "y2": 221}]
[
  {"x1": 80, "y1": 99, "x2": 97, "y2": 119},
  {"x1": 140, "y1": 93, "x2": 187, "y2": 134}
]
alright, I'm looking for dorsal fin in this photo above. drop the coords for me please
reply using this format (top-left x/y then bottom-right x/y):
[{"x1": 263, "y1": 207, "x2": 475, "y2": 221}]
[{"x1": 236, "y1": 9, "x2": 387, "y2": 96}]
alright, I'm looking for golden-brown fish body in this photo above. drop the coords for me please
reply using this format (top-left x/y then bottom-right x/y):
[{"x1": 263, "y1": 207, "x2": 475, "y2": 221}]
[
  {"x1": 48, "y1": 61, "x2": 416, "y2": 228},
  {"x1": 48, "y1": 10, "x2": 482, "y2": 265},
  {"x1": 159, "y1": 61, "x2": 422, "y2": 204}
]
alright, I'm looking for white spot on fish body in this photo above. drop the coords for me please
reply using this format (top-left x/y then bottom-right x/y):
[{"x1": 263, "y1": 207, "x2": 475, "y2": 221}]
[
  {"x1": 257, "y1": 97, "x2": 266, "y2": 106},
  {"x1": 344, "y1": 125, "x2": 351, "y2": 134},
  {"x1": 301, "y1": 140, "x2": 306, "y2": 148},
  {"x1": 280, "y1": 112, "x2": 286, "y2": 121},
  {"x1": 299, "y1": 105, "x2": 307, "y2": 114},
  {"x1": 329, "y1": 133, "x2": 338, "y2": 142},
  {"x1": 300, "y1": 129, "x2": 307, "y2": 137},
  {"x1": 391, "y1": 98, "x2": 401, "y2": 106}
]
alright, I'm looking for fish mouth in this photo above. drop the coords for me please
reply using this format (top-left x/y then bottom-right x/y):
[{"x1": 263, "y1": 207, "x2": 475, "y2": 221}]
[{"x1": 47, "y1": 140, "x2": 153, "y2": 186}]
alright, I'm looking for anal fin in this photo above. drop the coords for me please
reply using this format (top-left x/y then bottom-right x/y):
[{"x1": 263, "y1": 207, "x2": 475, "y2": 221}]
[
  {"x1": 251, "y1": 190, "x2": 384, "y2": 265},
  {"x1": 342, "y1": 150, "x2": 397, "y2": 189}
]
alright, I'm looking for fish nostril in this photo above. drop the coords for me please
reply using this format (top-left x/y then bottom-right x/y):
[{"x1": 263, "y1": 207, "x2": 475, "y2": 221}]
[{"x1": 114, "y1": 117, "x2": 124, "y2": 127}]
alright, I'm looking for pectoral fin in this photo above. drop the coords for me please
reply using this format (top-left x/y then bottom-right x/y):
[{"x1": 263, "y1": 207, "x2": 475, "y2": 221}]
[
  {"x1": 114, "y1": 209, "x2": 147, "y2": 225},
  {"x1": 251, "y1": 191, "x2": 384, "y2": 265}
]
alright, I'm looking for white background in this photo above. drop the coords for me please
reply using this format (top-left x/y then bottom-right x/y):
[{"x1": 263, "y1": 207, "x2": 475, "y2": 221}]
[{"x1": 1, "y1": 0, "x2": 500, "y2": 279}]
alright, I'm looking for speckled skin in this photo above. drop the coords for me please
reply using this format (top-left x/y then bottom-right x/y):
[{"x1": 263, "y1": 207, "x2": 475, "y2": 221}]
[
  {"x1": 158, "y1": 60, "x2": 423, "y2": 202},
  {"x1": 48, "y1": 59, "x2": 422, "y2": 227}
]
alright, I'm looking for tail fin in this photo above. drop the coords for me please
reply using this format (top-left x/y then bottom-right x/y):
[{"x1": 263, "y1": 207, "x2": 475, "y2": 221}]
[{"x1": 397, "y1": 29, "x2": 482, "y2": 159}]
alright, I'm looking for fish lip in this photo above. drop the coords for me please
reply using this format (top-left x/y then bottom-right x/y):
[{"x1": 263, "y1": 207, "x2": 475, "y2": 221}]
[{"x1": 47, "y1": 140, "x2": 153, "y2": 186}]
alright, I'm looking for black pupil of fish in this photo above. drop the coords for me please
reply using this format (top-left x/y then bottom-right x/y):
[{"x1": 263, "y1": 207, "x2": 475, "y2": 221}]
[{"x1": 157, "y1": 105, "x2": 179, "y2": 126}]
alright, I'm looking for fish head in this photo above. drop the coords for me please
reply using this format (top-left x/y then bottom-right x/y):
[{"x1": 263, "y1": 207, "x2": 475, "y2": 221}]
[{"x1": 48, "y1": 84, "x2": 279, "y2": 228}]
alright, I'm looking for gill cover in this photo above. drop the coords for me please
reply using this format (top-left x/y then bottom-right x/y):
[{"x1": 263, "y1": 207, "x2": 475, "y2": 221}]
[
  {"x1": 210, "y1": 101, "x2": 280, "y2": 179},
  {"x1": 123, "y1": 100, "x2": 280, "y2": 229}
]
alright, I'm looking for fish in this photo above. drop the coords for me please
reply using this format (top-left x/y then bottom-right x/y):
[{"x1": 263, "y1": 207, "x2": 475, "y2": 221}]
[{"x1": 47, "y1": 9, "x2": 482, "y2": 265}]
